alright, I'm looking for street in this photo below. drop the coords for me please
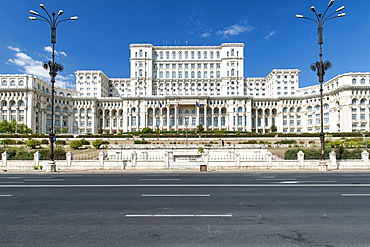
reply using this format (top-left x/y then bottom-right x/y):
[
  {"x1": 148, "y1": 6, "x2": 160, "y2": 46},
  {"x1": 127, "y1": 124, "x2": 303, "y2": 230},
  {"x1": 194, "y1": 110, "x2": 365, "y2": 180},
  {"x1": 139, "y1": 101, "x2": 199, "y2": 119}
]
[{"x1": 1, "y1": 172, "x2": 370, "y2": 246}]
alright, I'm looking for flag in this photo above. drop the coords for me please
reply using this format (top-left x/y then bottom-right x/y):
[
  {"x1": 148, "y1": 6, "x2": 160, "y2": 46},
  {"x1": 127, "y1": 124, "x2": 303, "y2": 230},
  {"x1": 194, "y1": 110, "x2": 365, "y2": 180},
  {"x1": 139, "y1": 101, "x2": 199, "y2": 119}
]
[
  {"x1": 196, "y1": 101, "x2": 200, "y2": 107},
  {"x1": 159, "y1": 101, "x2": 162, "y2": 108},
  {"x1": 177, "y1": 102, "x2": 180, "y2": 108}
]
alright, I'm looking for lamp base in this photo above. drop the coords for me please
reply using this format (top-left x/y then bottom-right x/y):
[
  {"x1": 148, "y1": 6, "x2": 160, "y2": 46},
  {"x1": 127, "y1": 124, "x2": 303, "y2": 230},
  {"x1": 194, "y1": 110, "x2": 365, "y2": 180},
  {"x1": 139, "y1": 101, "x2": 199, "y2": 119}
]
[
  {"x1": 318, "y1": 160, "x2": 328, "y2": 171},
  {"x1": 46, "y1": 160, "x2": 56, "y2": 172}
]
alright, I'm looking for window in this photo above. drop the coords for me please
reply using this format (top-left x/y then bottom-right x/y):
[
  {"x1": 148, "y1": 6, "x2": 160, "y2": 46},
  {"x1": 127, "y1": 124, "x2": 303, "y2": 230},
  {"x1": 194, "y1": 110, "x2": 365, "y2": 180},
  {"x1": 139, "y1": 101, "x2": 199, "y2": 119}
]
[
  {"x1": 197, "y1": 52, "x2": 201, "y2": 59},
  {"x1": 352, "y1": 78, "x2": 357, "y2": 84}
]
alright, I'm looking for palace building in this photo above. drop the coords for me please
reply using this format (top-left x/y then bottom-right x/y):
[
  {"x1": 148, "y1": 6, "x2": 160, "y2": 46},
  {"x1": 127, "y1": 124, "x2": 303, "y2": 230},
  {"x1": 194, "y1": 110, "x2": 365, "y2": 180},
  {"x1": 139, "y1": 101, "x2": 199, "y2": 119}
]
[{"x1": 1, "y1": 43, "x2": 370, "y2": 134}]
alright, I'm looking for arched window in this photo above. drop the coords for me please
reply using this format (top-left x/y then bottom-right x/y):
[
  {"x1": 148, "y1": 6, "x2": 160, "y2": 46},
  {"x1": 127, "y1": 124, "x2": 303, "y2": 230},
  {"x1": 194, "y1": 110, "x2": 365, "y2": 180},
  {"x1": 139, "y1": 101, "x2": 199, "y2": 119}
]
[
  {"x1": 19, "y1": 80, "x2": 24, "y2": 86},
  {"x1": 361, "y1": 99, "x2": 366, "y2": 105},
  {"x1": 47, "y1": 106, "x2": 52, "y2": 111},
  {"x1": 352, "y1": 78, "x2": 357, "y2": 84},
  {"x1": 87, "y1": 108, "x2": 92, "y2": 113},
  {"x1": 197, "y1": 52, "x2": 201, "y2": 59},
  {"x1": 172, "y1": 52, "x2": 176, "y2": 59},
  {"x1": 197, "y1": 71, "x2": 201, "y2": 78},
  {"x1": 191, "y1": 71, "x2": 195, "y2": 78},
  {"x1": 185, "y1": 52, "x2": 188, "y2": 59},
  {"x1": 179, "y1": 71, "x2": 182, "y2": 79},
  {"x1": 361, "y1": 78, "x2": 365, "y2": 84},
  {"x1": 139, "y1": 50, "x2": 143, "y2": 57},
  {"x1": 55, "y1": 107, "x2": 60, "y2": 112},
  {"x1": 59, "y1": 92, "x2": 64, "y2": 96},
  {"x1": 10, "y1": 101, "x2": 16, "y2": 106},
  {"x1": 297, "y1": 107, "x2": 302, "y2": 112},
  {"x1": 203, "y1": 52, "x2": 207, "y2": 59},
  {"x1": 159, "y1": 52, "x2": 163, "y2": 59},
  {"x1": 184, "y1": 109, "x2": 190, "y2": 114},
  {"x1": 308, "y1": 106, "x2": 313, "y2": 111},
  {"x1": 324, "y1": 104, "x2": 329, "y2": 109},
  {"x1": 191, "y1": 52, "x2": 195, "y2": 59},
  {"x1": 80, "y1": 109, "x2": 85, "y2": 114},
  {"x1": 165, "y1": 52, "x2": 169, "y2": 59},
  {"x1": 154, "y1": 52, "x2": 158, "y2": 59},
  {"x1": 210, "y1": 52, "x2": 214, "y2": 59},
  {"x1": 159, "y1": 71, "x2": 163, "y2": 79},
  {"x1": 185, "y1": 71, "x2": 189, "y2": 78},
  {"x1": 290, "y1": 107, "x2": 295, "y2": 112},
  {"x1": 178, "y1": 52, "x2": 182, "y2": 59},
  {"x1": 352, "y1": 99, "x2": 358, "y2": 105},
  {"x1": 2, "y1": 80, "x2": 7, "y2": 86},
  {"x1": 10, "y1": 80, "x2": 15, "y2": 86},
  {"x1": 166, "y1": 71, "x2": 170, "y2": 79},
  {"x1": 210, "y1": 71, "x2": 214, "y2": 78},
  {"x1": 231, "y1": 69, "x2": 235, "y2": 76},
  {"x1": 204, "y1": 71, "x2": 208, "y2": 78},
  {"x1": 216, "y1": 52, "x2": 220, "y2": 59},
  {"x1": 216, "y1": 71, "x2": 220, "y2": 78},
  {"x1": 231, "y1": 49, "x2": 234, "y2": 56},
  {"x1": 283, "y1": 107, "x2": 288, "y2": 113},
  {"x1": 19, "y1": 101, "x2": 25, "y2": 106},
  {"x1": 172, "y1": 71, "x2": 176, "y2": 78},
  {"x1": 63, "y1": 108, "x2": 68, "y2": 113}
]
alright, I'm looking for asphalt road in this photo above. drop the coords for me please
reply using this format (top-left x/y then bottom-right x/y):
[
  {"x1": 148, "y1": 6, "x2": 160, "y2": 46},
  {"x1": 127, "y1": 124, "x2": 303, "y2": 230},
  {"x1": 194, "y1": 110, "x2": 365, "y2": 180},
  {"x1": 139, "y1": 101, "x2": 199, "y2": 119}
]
[{"x1": 1, "y1": 172, "x2": 370, "y2": 247}]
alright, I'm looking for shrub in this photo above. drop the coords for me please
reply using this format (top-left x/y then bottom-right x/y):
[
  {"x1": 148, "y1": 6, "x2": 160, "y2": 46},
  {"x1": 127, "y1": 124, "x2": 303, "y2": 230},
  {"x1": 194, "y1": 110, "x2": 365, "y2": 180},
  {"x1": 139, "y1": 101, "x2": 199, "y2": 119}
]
[
  {"x1": 1, "y1": 139, "x2": 16, "y2": 145},
  {"x1": 134, "y1": 140, "x2": 150, "y2": 144},
  {"x1": 69, "y1": 140, "x2": 83, "y2": 150},
  {"x1": 92, "y1": 139, "x2": 108, "y2": 149},
  {"x1": 55, "y1": 140, "x2": 66, "y2": 145},
  {"x1": 80, "y1": 139, "x2": 90, "y2": 145},
  {"x1": 275, "y1": 140, "x2": 297, "y2": 145},
  {"x1": 25, "y1": 139, "x2": 41, "y2": 149},
  {"x1": 41, "y1": 139, "x2": 49, "y2": 144}
]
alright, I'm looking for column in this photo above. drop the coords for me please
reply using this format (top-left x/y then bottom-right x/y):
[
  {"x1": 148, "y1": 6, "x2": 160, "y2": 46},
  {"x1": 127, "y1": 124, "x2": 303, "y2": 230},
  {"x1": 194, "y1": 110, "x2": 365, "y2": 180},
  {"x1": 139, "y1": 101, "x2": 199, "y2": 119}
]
[
  {"x1": 175, "y1": 104, "x2": 178, "y2": 131},
  {"x1": 166, "y1": 106, "x2": 170, "y2": 131},
  {"x1": 203, "y1": 104, "x2": 207, "y2": 129}
]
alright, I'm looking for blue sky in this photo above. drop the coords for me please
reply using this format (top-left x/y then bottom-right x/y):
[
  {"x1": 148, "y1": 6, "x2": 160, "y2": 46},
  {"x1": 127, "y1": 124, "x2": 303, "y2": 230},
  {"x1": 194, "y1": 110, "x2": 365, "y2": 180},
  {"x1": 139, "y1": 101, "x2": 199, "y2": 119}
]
[{"x1": 0, "y1": 0, "x2": 369, "y2": 89}]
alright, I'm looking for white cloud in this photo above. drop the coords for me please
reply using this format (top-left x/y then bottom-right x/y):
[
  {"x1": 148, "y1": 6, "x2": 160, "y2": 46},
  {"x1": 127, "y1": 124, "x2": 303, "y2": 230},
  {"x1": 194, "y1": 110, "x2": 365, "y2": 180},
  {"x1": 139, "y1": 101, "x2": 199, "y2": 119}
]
[
  {"x1": 201, "y1": 32, "x2": 211, "y2": 38},
  {"x1": 7, "y1": 46, "x2": 74, "y2": 88},
  {"x1": 7, "y1": 46, "x2": 21, "y2": 52},
  {"x1": 264, "y1": 30, "x2": 277, "y2": 40},
  {"x1": 217, "y1": 22, "x2": 253, "y2": 38},
  {"x1": 44, "y1": 46, "x2": 67, "y2": 57}
]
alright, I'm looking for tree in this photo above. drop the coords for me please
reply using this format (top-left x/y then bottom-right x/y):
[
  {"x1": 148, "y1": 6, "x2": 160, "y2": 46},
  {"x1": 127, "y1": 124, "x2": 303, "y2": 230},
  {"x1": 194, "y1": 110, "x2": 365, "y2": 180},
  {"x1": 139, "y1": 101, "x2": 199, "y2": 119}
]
[
  {"x1": 17, "y1": 124, "x2": 32, "y2": 134},
  {"x1": 69, "y1": 140, "x2": 83, "y2": 150},
  {"x1": 141, "y1": 127, "x2": 153, "y2": 134},
  {"x1": 196, "y1": 125, "x2": 204, "y2": 133},
  {"x1": 25, "y1": 139, "x2": 41, "y2": 149},
  {"x1": 271, "y1": 124, "x2": 277, "y2": 133},
  {"x1": 98, "y1": 127, "x2": 103, "y2": 134},
  {"x1": 60, "y1": 128, "x2": 68, "y2": 133}
]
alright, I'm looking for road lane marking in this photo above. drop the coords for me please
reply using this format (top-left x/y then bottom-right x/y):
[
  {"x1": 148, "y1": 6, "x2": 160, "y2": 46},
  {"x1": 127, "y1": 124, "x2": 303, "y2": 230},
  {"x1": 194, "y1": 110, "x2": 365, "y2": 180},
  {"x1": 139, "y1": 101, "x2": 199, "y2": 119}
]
[
  {"x1": 24, "y1": 179, "x2": 64, "y2": 182},
  {"x1": 0, "y1": 182, "x2": 24, "y2": 184},
  {"x1": 142, "y1": 194, "x2": 210, "y2": 197},
  {"x1": 125, "y1": 214, "x2": 232, "y2": 217},
  {"x1": 0, "y1": 195, "x2": 12, "y2": 197},
  {"x1": 1, "y1": 184, "x2": 370, "y2": 188},
  {"x1": 140, "y1": 179, "x2": 180, "y2": 181},
  {"x1": 342, "y1": 194, "x2": 370, "y2": 197}
]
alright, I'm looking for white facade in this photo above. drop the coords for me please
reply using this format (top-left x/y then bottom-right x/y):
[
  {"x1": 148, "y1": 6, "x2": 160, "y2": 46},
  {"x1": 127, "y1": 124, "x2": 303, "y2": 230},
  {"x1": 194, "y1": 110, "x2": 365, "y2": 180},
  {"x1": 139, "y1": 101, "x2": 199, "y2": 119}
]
[{"x1": 1, "y1": 43, "x2": 370, "y2": 134}]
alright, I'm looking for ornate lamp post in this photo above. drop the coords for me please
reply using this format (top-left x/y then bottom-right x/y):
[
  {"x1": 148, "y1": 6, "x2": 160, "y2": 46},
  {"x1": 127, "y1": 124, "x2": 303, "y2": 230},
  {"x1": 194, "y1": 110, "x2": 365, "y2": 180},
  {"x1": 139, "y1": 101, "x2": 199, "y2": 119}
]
[
  {"x1": 29, "y1": 4, "x2": 78, "y2": 171},
  {"x1": 296, "y1": 0, "x2": 345, "y2": 160}
]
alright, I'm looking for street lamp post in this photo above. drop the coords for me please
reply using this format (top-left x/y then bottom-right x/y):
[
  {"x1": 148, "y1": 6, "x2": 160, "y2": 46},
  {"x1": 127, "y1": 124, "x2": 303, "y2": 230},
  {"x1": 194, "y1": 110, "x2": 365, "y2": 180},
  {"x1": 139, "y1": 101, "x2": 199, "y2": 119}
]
[
  {"x1": 29, "y1": 4, "x2": 78, "y2": 171},
  {"x1": 296, "y1": 0, "x2": 345, "y2": 160}
]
